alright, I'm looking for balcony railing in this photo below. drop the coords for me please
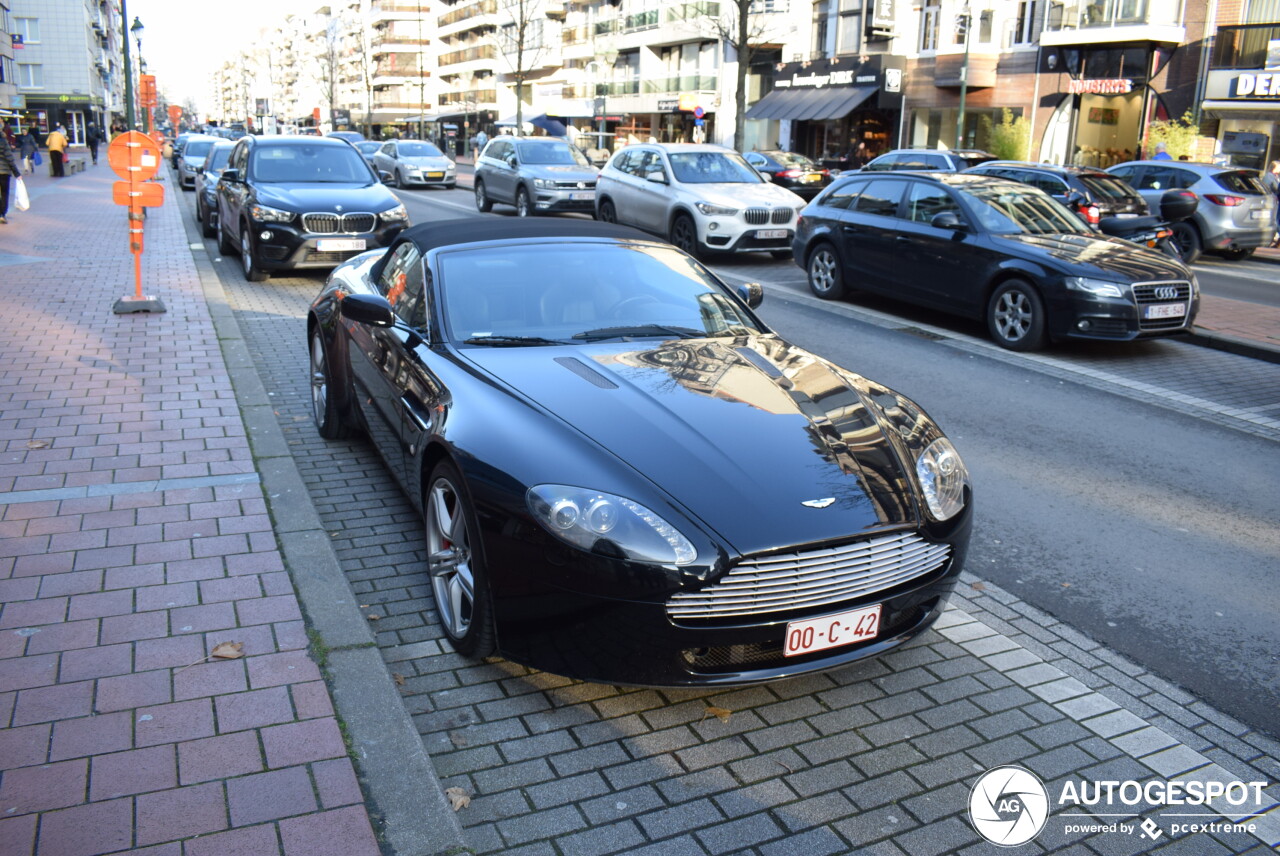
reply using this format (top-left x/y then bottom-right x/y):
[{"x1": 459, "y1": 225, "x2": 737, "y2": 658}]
[
  {"x1": 624, "y1": 9, "x2": 658, "y2": 31},
  {"x1": 561, "y1": 80, "x2": 641, "y2": 98},
  {"x1": 439, "y1": 44, "x2": 497, "y2": 65},
  {"x1": 563, "y1": 25, "x2": 591, "y2": 45},
  {"x1": 375, "y1": 59, "x2": 427, "y2": 76},
  {"x1": 440, "y1": 89, "x2": 497, "y2": 105},
  {"x1": 439, "y1": 0, "x2": 496, "y2": 27},
  {"x1": 1211, "y1": 24, "x2": 1280, "y2": 70},
  {"x1": 665, "y1": 1, "x2": 719, "y2": 21},
  {"x1": 641, "y1": 73, "x2": 717, "y2": 94}
]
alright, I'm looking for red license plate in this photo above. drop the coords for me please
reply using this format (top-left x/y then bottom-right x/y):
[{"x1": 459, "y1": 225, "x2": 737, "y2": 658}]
[{"x1": 783, "y1": 604, "x2": 881, "y2": 657}]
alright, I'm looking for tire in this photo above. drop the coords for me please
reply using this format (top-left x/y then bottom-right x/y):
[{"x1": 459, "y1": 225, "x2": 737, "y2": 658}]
[
  {"x1": 475, "y1": 180, "x2": 492, "y2": 212},
  {"x1": 218, "y1": 215, "x2": 235, "y2": 255},
  {"x1": 987, "y1": 280, "x2": 1047, "y2": 352},
  {"x1": 309, "y1": 328, "x2": 354, "y2": 439},
  {"x1": 1170, "y1": 222, "x2": 1202, "y2": 265},
  {"x1": 1220, "y1": 247, "x2": 1254, "y2": 261},
  {"x1": 770, "y1": 250, "x2": 793, "y2": 261},
  {"x1": 670, "y1": 214, "x2": 702, "y2": 258},
  {"x1": 806, "y1": 244, "x2": 846, "y2": 300},
  {"x1": 198, "y1": 199, "x2": 216, "y2": 239},
  {"x1": 597, "y1": 198, "x2": 617, "y2": 223},
  {"x1": 424, "y1": 461, "x2": 495, "y2": 657},
  {"x1": 240, "y1": 223, "x2": 269, "y2": 282},
  {"x1": 515, "y1": 186, "x2": 534, "y2": 218}
]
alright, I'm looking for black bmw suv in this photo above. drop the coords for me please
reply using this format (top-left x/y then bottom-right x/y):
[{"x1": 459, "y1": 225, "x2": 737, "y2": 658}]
[{"x1": 215, "y1": 136, "x2": 409, "y2": 282}]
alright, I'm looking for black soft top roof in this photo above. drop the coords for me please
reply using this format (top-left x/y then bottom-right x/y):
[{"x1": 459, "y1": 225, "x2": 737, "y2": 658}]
[{"x1": 372, "y1": 218, "x2": 661, "y2": 282}]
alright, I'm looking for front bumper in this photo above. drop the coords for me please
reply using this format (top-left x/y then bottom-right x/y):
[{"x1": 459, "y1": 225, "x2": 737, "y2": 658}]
[
  {"x1": 1050, "y1": 284, "x2": 1200, "y2": 341},
  {"x1": 703, "y1": 224, "x2": 796, "y2": 254},
  {"x1": 401, "y1": 170, "x2": 456, "y2": 188},
  {"x1": 249, "y1": 220, "x2": 405, "y2": 271},
  {"x1": 534, "y1": 187, "x2": 596, "y2": 212}
]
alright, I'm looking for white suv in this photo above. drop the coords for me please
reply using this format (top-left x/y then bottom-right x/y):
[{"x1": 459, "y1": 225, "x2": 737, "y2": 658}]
[{"x1": 594, "y1": 143, "x2": 805, "y2": 258}]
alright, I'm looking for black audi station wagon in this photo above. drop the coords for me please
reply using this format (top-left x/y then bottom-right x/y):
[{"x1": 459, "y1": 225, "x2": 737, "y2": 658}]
[
  {"x1": 307, "y1": 219, "x2": 973, "y2": 686},
  {"x1": 216, "y1": 136, "x2": 409, "y2": 282},
  {"x1": 793, "y1": 173, "x2": 1199, "y2": 351}
]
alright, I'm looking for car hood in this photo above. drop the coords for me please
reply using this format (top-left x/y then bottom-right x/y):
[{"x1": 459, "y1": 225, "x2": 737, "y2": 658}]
[
  {"x1": 464, "y1": 336, "x2": 919, "y2": 555},
  {"x1": 523, "y1": 164, "x2": 599, "y2": 181},
  {"x1": 400, "y1": 157, "x2": 453, "y2": 169},
  {"x1": 995, "y1": 232, "x2": 1190, "y2": 281},
  {"x1": 679, "y1": 182, "x2": 807, "y2": 210},
  {"x1": 253, "y1": 182, "x2": 397, "y2": 213}
]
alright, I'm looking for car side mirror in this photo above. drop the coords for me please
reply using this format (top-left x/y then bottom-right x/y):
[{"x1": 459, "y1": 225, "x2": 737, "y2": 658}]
[
  {"x1": 221, "y1": 168, "x2": 240, "y2": 183},
  {"x1": 379, "y1": 170, "x2": 394, "y2": 185},
  {"x1": 645, "y1": 170, "x2": 668, "y2": 184},
  {"x1": 506, "y1": 155, "x2": 517, "y2": 168},
  {"x1": 931, "y1": 211, "x2": 965, "y2": 231},
  {"x1": 340, "y1": 293, "x2": 395, "y2": 328},
  {"x1": 737, "y1": 282, "x2": 764, "y2": 308},
  {"x1": 1064, "y1": 190, "x2": 1087, "y2": 208},
  {"x1": 195, "y1": 166, "x2": 204, "y2": 174}
]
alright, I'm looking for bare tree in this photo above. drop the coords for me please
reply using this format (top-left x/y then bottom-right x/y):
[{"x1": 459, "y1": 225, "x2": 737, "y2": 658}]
[
  {"x1": 707, "y1": 0, "x2": 784, "y2": 150},
  {"x1": 318, "y1": 16, "x2": 343, "y2": 122},
  {"x1": 495, "y1": 0, "x2": 548, "y2": 132}
]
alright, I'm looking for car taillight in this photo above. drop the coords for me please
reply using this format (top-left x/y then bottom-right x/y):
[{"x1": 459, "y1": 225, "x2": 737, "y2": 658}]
[
  {"x1": 1079, "y1": 204, "x2": 1100, "y2": 226},
  {"x1": 779, "y1": 169, "x2": 802, "y2": 178},
  {"x1": 1204, "y1": 194, "x2": 1245, "y2": 206}
]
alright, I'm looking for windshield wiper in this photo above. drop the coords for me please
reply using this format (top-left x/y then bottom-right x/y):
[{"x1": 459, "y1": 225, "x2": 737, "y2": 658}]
[
  {"x1": 572, "y1": 325, "x2": 704, "y2": 341},
  {"x1": 463, "y1": 335, "x2": 568, "y2": 347}
]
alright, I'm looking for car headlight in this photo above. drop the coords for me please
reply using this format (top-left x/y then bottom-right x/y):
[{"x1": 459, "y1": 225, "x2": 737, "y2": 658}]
[
  {"x1": 695, "y1": 202, "x2": 739, "y2": 216},
  {"x1": 248, "y1": 204, "x2": 294, "y2": 224},
  {"x1": 1065, "y1": 276, "x2": 1127, "y2": 298},
  {"x1": 527, "y1": 485, "x2": 697, "y2": 565},
  {"x1": 380, "y1": 204, "x2": 409, "y2": 223},
  {"x1": 446, "y1": 164, "x2": 456, "y2": 172},
  {"x1": 915, "y1": 438, "x2": 969, "y2": 522},
  {"x1": 1188, "y1": 271, "x2": 1200, "y2": 297},
  {"x1": 534, "y1": 178, "x2": 552, "y2": 188}
]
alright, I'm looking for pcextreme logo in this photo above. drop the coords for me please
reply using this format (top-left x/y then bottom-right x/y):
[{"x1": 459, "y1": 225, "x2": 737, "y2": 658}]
[{"x1": 968, "y1": 766, "x2": 1050, "y2": 846}]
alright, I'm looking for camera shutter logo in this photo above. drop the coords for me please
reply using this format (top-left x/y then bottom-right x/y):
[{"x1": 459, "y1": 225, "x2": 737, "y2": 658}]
[{"x1": 969, "y1": 766, "x2": 1049, "y2": 846}]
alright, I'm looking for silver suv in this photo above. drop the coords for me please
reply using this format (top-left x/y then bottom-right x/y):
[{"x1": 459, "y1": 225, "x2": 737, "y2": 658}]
[
  {"x1": 1106, "y1": 161, "x2": 1275, "y2": 261},
  {"x1": 473, "y1": 136, "x2": 599, "y2": 217},
  {"x1": 595, "y1": 143, "x2": 805, "y2": 258}
]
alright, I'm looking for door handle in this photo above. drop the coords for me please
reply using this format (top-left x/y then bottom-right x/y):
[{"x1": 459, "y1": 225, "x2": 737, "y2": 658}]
[
  {"x1": 895, "y1": 236, "x2": 913, "y2": 244},
  {"x1": 401, "y1": 396, "x2": 432, "y2": 432},
  {"x1": 840, "y1": 224, "x2": 859, "y2": 233}
]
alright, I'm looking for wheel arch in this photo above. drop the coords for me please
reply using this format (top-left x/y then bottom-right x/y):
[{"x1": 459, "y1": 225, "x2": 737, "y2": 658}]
[{"x1": 306, "y1": 310, "x2": 359, "y2": 431}]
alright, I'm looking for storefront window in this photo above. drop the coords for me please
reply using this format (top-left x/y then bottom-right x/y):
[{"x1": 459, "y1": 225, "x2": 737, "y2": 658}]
[{"x1": 907, "y1": 106, "x2": 1021, "y2": 151}]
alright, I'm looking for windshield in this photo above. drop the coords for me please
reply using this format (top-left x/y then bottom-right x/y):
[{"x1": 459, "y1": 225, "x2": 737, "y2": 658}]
[
  {"x1": 206, "y1": 147, "x2": 232, "y2": 171},
  {"x1": 769, "y1": 151, "x2": 818, "y2": 169},
  {"x1": 958, "y1": 185, "x2": 1089, "y2": 235},
  {"x1": 356, "y1": 141, "x2": 381, "y2": 154},
  {"x1": 1214, "y1": 171, "x2": 1267, "y2": 195},
  {"x1": 517, "y1": 140, "x2": 591, "y2": 166},
  {"x1": 184, "y1": 140, "x2": 215, "y2": 159},
  {"x1": 669, "y1": 151, "x2": 763, "y2": 184},
  {"x1": 399, "y1": 142, "x2": 445, "y2": 158},
  {"x1": 250, "y1": 144, "x2": 374, "y2": 183},
  {"x1": 440, "y1": 243, "x2": 763, "y2": 344},
  {"x1": 1079, "y1": 175, "x2": 1142, "y2": 203}
]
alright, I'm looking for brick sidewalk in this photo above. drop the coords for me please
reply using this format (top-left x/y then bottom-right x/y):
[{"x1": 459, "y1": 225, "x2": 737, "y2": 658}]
[{"x1": 0, "y1": 160, "x2": 381, "y2": 855}]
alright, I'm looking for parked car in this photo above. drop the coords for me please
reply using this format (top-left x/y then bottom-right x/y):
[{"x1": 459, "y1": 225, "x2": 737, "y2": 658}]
[
  {"x1": 1106, "y1": 160, "x2": 1275, "y2": 261},
  {"x1": 195, "y1": 140, "x2": 236, "y2": 238},
  {"x1": 327, "y1": 131, "x2": 365, "y2": 145},
  {"x1": 170, "y1": 132, "x2": 193, "y2": 169},
  {"x1": 372, "y1": 139, "x2": 456, "y2": 189},
  {"x1": 215, "y1": 135, "x2": 409, "y2": 282},
  {"x1": 862, "y1": 148, "x2": 997, "y2": 173},
  {"x1": 595, "y1": 143, "x2": 804, "y2": 259},
  {"x1": 306, "y1": 217, "x2": 972, "y2": 685},
  {"x1": 962, "y1": 160, "x2": 1148, "y2": 220},
  {"x1": 744, "y1": 150, "x2": 833, "y2": 199},
  {"x1": 176, "y1": 135, "x2": 220, "y2": 191},
  {"x1": 353, "y1": 140, "x2": 382, "y2": 167},
  {"x1": 793, "y1": 172, "x2": 1198, "y2": 351},
  {"x1": 474, "y1": 136, "x2": 600, "y2": 217}
]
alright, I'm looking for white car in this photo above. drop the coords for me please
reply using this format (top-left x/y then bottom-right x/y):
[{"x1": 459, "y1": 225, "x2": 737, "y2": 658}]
[
  {"x1": 594, "y1": 143, "x2": 806, "y2": 258},
  {"x1": 371, "y1": 139, "x2": 456, "y2": 189}
]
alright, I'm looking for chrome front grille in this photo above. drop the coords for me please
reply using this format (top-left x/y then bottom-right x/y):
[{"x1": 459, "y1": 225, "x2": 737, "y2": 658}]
[
  {"x1": 553, "y1": 180, "x2": 596, "y2": 189},
  {"x1": 1133, "y1": 281, "x2": 1191, "y2": 304},
  {"x1": 302, "y1": 212, "x2": 378, "y2": 234},
  {"x1": 667, "y1": 532, "x2": 951, "y2": 620},
  {"x1": 743, "y1": 207, "x2": 796, "y2": 225}
]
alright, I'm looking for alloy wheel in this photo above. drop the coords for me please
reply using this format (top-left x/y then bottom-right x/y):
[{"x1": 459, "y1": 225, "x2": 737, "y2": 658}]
[
  {"x1": 993, "y1": 290, "x2": 1033, "y2": 342},
  {"x1": 671, "y1": 216, "x2": 697, "y2": 255},
  {"x1": 426, "y1": 477, "x2": 475, "y2": 639},
  {"x1": 241, "y1": 230, "x2": 253, "y2": 278},
  {"x1": 309, "y1": 334, "x2": 327, "y2": 428},
  {"x1": 809, "y1": 249, "x2": 838, "y2": 295}
]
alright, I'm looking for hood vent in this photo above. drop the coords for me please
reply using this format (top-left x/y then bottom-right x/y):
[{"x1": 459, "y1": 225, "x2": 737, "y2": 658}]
[{"x1": 555, "y1": 357, "x2": 618, "y2": 389}]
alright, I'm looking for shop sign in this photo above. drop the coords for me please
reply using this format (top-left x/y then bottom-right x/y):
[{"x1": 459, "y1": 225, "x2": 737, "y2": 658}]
[
  {"x1": 1066, "y1": 79, "x2": 1133, "y2": 94},
  {"x1": 1230, "y1": 73, "x2": 1280, "y2": 97},
  {"x1": 657, "y1": 98, "x2": 678, "y2": 112},
  {"x1": 776, "y1": 70, "x2": 857, "y2": 88}
]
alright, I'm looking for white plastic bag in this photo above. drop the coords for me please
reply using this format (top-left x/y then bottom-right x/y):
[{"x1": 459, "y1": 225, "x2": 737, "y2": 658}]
[{"x1": 13, "y1": 177, "x2": 29, "y2": 211}]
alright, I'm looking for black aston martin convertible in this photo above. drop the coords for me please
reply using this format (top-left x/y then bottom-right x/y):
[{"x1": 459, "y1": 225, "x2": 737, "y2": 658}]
[{"x1": 307, "y1": 218, "x2": 972, "y2": 686}]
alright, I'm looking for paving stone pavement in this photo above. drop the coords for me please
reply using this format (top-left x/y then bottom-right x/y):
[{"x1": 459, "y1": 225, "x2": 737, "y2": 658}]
[
  {"x1": 0, "y1": 158, "x2": 384, "y2": 855},
  {"x1": 175, "y1": 175, "x2": 1280, "y2": 854}
]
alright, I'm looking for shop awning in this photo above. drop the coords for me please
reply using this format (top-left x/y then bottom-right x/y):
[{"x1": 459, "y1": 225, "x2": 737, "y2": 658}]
[
  {"x1": 745, "y1": 85, "x2": 878, "y2": 122},
  {"x1": 1201, "y1": 100, "x2": 1280, "y2": 121}
]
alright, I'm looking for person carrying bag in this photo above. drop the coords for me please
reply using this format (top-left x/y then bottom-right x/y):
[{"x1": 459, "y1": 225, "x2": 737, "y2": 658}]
[
  {"x1": 19, "y1": 129, "x2": 38, "y2": 174},
  {"x1": 0, "y1": 130, "x2": 22, "y2": 223}
]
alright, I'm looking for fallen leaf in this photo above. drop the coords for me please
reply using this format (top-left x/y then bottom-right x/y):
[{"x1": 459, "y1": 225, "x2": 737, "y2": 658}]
[
  {"x1": 26, "y1": 440, "x2": 51, "y2": 450},
  {"x1": 367, "y1": 614, "x2": 382, "y2": 621},
  {"x1": 704, "y1": 705, "x2": 732, "y2": 724},
  {"x1": 449, "y1": 730, "x2": 468, "y2": 747},
  {"x1": 393, "y1": 672, "x2": 406, "y2": 686},
  {"x1": 445, "y1": 787, "x2": 471, "y2": 811},
  {"x1": 970, "y1": 581, "x2": 986, "y2": 591},
  {"x1": 211, "y1": 641, "x2": 244, "y2": 660},
  {"x1": 1061, "y1": 582, "x2": 1072, "y2": 588}
]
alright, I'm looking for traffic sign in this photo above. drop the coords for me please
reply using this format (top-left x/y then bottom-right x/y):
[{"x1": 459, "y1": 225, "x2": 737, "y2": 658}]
[
  {"x1": 112, "y1": 181, "x2": 164, "y2": 207},
  {"x1": 108, "y1": 131, "x2": 162, "y2": 181},
  {"x1": 693, "y1": 106, "x2": 705, "y2": 119}
]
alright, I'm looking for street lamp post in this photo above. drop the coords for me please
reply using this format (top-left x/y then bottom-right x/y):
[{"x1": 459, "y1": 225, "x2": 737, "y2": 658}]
[
  {"x1": 131, "y1": 17, "x2": 146, "y2": 133},
  {"x1": 954, "y1": 2, "x2": 970, "y2": 149},
  {"x1": 121, "y1": 0, "x2": 137, "y2": 130},
  {"x1": 585, "y1": 49, "x2": 617, "y2": 152}
]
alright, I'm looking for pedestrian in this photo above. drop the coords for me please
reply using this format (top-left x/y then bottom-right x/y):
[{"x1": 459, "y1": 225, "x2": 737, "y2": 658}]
[
  {"x1": 473, "y1": 129, "x2": 488, "y2": 161},
  {"x1": 2, "y1": 120, "x2": 16, "y2": 149},
  {"x1": 19, "y1": 128, "x2": 38, "y2": 174},
  {"x1": 1151, "y1": 141, "x2": 1172, "y2": 161},
  {"x1": 850, "y1": 141, "x2": 871, "y2": 169},
  {"x1": 0, "y1": 127, "x2": 21, "y2": 224},
  {"x1": 86, "y1": 121, "x2": 101, "y2": 165},
  {"x1": 47, "y1": 124, "x2": 69, "y2": 176},
  {"x1": 1265, "y1": 161, "x2": 1280, "y2": 247}
]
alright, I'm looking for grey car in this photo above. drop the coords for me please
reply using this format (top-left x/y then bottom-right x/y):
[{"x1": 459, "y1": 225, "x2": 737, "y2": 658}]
[
  {"x1": 195, "y1": 141, "x2": 235, "y2": 238},
  {"x1": 1107, "y1": 160, "x2": 1275, "y2": 261},
  {"x1": 177, "y1": 135, "x2": 220, "y2": 191},
  {"x1": 474, "y1": 136, "x2": 599, "y2": 217},
  {"x1": 862, "y1": 148, "x2": 997, "y2": 173},
  {"x1": 372, "y1": 139, "x2": 456, "y2": 189}
]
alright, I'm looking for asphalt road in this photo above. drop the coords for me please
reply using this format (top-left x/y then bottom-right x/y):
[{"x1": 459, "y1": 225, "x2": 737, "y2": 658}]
[{"x1": 391, "y1": 183, "x2": 1280, "y2": 737}]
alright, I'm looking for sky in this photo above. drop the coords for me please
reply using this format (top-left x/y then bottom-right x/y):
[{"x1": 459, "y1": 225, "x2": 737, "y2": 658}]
[{"x1": 124, "y1": 0, "x2": 303, "y2": 110}]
